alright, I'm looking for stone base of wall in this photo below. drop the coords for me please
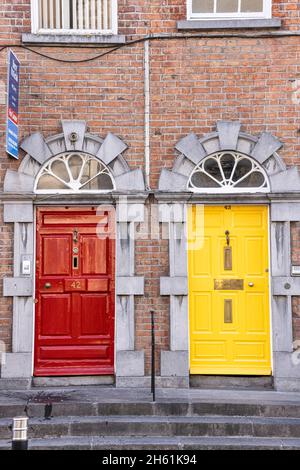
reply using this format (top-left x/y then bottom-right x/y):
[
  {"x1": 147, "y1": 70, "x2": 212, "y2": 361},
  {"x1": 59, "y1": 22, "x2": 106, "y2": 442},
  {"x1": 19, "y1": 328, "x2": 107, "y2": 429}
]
[
  {"x1": 116, "y1": 376, "x2": 189, "y2": 388},
  {"x1": 274, "y1": 378, "x2": 300, "y2": 392}
]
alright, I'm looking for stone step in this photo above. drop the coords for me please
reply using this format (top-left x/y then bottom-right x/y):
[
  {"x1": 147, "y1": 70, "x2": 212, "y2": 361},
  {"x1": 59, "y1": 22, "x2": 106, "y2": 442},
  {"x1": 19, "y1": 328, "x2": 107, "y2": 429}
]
[
  {"x1": 1, "y1": 415, "x2": 300, "y2": 440},
  {"x1": 2, "y1": 401, "x2": 300, "y2": 419},
  {"x1": 1, "y1": 435, "x2": 300, "y2": 450},
  {"x1": 190, "y1": 375, "x2": 274, "y2": 390}
]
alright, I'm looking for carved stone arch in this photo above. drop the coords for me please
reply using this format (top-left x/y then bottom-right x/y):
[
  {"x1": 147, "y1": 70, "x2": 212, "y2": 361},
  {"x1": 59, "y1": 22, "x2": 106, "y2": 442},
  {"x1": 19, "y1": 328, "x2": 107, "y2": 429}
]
[
  {"x1": 158, "y1": 121, "x2": 300, "y2": 193},
  {"x1": 4, "y1": 120, "x2": 145, "y2": 193}
]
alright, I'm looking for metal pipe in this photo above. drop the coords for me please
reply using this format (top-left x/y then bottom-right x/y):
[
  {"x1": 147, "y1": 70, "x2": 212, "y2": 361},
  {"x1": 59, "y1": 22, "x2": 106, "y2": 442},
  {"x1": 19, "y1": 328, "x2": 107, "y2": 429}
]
[
  {"x1": 12, "y1": 416, "x2": 28, "y2": 450},
  {"x1": 144, "y1": 39, "x2": 150, "y2": 190},
  {"x1": 151, "y1": 309, "x2": 156, "y2": 402}
]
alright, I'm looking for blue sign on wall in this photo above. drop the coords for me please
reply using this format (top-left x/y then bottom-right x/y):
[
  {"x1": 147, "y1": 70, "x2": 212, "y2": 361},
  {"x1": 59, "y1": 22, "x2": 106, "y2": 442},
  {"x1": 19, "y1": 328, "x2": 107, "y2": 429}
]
[{"x1": 6, "y1": 50, "x2": 20, "y2": 159}]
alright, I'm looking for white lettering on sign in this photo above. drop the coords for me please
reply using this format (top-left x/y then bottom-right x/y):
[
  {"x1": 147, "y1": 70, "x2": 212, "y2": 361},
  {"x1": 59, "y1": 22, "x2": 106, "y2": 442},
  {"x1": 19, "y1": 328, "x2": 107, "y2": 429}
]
[{"x1": 11, "y1": 61, "x2": 19, "y2": 82}]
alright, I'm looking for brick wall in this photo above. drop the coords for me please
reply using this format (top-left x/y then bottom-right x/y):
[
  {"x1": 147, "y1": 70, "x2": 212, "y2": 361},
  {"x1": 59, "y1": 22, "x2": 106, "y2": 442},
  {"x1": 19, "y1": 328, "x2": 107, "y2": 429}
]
[
  {"x1": 0, "y1": 1, "x2": 299, "y2": 45},
  {"x1": 135, "y1": 198, "x2": 169, "y2": 374}
]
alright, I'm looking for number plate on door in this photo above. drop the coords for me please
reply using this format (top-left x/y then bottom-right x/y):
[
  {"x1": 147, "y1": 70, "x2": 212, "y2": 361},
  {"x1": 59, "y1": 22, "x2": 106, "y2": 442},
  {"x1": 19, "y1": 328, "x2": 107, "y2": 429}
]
[{"x1": 65, "y1": 279, "x2": 86, "y2": 291}]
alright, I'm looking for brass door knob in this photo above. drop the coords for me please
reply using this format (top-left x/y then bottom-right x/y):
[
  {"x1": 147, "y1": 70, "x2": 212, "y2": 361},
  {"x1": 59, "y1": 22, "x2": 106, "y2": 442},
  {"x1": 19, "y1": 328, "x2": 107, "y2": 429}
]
[
  {"x1": 248, "y1": 282, "x2": 254, "y2": 287},
  {"x1": 44, "y1": 282, "x2": 52, "y2": 289}
]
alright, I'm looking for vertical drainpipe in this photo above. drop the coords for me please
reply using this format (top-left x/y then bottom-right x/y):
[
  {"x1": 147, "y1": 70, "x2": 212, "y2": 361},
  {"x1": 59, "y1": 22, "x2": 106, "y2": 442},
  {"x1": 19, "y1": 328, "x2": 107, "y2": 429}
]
[{"x1": 144, "y1": 40, "x2": 150, "y2": 190}]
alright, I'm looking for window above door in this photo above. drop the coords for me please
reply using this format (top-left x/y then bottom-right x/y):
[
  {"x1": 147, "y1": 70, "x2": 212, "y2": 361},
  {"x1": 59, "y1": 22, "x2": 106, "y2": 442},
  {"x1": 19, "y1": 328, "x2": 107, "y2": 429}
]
[
  {"x1": 188, "y1": 0, "x2": 272, "y2": 20},
  {"x1": 31, "y1": 0, "x2": 118, "y2": 35}
]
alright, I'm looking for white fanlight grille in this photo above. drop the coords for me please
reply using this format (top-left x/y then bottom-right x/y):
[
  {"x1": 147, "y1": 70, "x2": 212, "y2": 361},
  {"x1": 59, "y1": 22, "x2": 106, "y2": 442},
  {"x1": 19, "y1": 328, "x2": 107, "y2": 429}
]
[
  {"x1": 35, "y1": 152, "x2": 115, "y2": 193},
  {"x1": 188, "y1": 151, "x2": 270, "y2": 193}
]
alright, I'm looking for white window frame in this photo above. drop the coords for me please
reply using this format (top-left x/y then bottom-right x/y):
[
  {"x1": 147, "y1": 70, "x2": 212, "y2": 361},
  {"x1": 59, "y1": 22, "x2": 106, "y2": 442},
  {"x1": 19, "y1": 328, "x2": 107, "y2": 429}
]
[
  {"x1": 31, "y1": 0, "x2": 118, "y2": 35},
  {"x1": 187, "y1": 0, "x2": 272, "y2": 20}
]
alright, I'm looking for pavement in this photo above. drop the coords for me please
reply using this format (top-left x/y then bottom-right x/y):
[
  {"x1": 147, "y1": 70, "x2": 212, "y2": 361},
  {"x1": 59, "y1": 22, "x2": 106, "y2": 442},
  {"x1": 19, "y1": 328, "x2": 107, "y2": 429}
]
[{"x1": 0, "y1": 386, "x2": 300, "y2": 407}]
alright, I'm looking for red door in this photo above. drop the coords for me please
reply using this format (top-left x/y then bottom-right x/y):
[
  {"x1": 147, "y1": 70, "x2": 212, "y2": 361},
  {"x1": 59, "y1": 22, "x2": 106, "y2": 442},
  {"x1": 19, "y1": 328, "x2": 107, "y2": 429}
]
[{"x1": 34, "y1": 207, "x2": 115, "y2": 376}]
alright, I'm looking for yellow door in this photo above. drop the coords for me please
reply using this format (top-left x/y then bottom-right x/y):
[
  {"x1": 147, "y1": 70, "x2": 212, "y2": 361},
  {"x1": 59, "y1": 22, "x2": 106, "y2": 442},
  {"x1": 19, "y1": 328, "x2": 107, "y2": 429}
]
[{"x1": 188, "y1": 205, "x2": 271, "y2": 375}]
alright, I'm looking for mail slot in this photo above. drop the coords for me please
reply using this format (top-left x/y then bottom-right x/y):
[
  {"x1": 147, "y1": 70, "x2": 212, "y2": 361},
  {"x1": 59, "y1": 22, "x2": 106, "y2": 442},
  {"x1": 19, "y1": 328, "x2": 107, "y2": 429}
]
[
  {"x1": 214, "y1": 279, "x2": 244, "y2": 290},
  {"x1": 65, "y1": 279, "x2": 86, "y2": 292}
]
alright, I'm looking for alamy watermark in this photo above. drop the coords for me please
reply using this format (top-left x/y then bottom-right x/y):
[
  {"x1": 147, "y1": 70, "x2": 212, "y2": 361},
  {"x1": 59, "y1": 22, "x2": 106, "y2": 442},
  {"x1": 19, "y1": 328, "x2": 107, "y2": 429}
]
[{"x1": 95, "y1": 199, "x2": 204, "y2": 250}]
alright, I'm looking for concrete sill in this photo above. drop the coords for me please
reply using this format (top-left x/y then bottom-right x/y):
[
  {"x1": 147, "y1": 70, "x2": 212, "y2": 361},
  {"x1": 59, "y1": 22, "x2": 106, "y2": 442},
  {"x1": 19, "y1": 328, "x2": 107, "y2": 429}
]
[
  {"x1": 177, "y1": 18, "x2": 282, "y2": 31},
  {"x1": 22, "y1": 33, "x2": 126, "y2": 46}
]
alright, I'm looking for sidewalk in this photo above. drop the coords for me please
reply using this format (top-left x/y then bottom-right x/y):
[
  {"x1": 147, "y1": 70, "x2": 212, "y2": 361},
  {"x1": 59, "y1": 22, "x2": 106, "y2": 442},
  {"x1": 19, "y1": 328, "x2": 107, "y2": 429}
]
[{"x1": 1, "y1": 386, "x2": 300, "y2": 408}]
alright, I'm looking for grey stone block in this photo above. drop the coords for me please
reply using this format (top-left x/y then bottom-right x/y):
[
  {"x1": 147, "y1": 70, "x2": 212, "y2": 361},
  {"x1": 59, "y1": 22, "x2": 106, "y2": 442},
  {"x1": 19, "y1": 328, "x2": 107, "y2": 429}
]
[
  {"x1": 177, "y1": 19, "x2": 282, "y2": 30},
  {"x1": 115, "y1": 169, "x2": 145, "y2": 191},
  {"x1": 251, "y1": 132, "x2": 283, "y2": 165},
  {"x1": 270, "y1": 222, "x2": 290, "y2": 276},
  {"x1": 116, "y1": 351, "x2": 145, "y2": 377},
  {"x1": 274, "y1": 378, "x2": 300, "y2": 392},
  {"x1": 217, "y1": 121, "x2": 241, "y2": 150},
  {"x1": 170, "y1": 296, "x2": 189, "y2": 351},
  {"x1": 20, "y1": 132, "x2": 52, "y2": 165},
  {"x1": 3, "y1": 277, "x2": 33, "y2": 297},
  {"x1": 97, "y1": 132, "x2": 128, "y2": 165},
  {"x1": 13, "y1": 297, "x2": 34, "y2": 353},
  {"x1": 61, "y1": 120, "x2": 87, "y2": 151},
  {"x1": 116, "y1": 295, "x2": 134, "y2": 351},
  {"x1": 3, "y1": 170, "x2": 35, "y2": 192},
  {"x1": 161, "y1": 351, "x2": 189, "y2": 377},
  {"x1": 22, "y1": 33, "x2": 126, "y2": 45},
  {"x1": 116, "y1": 203, "x2": 145, "y2": 222},
  {"x1": 158, "y1": 169, "x2": 188, "y2": 191},
  {"x1": 115, "y1": 376, "x2": 189, "y2": 388},
  {"x1": 272, "y1": 277, "x2": 300, "y2": 296},
  {"x1": 158, "y1": 203, "x2": 186, "y2": 223},
  {"x1": 175, "y1": 133, "x2": 206, "y2": 165},
  {"x1": 4, "y1": 203, "x2": 33, "y2": 222},
  {"x1": 160, "y1": 277, "x2": 188, "y2": 295},
  {"x1": 271, "y1": 202, "x2": 300, "y2": 222},
  {"x1": 273, "y1": 352, "x2": 300, "y2": 379},
  {"x1": 200, "y1": 133, "x2": 220, "y2": 154},
  {"x1": 0, "y1": 378, "x2": 32, "y2": 390},
  {"x1": 117, "y1": 276, "x2": 144, "y2": 295},
  {"x1": 1, "y1": 353, "x2": 32, "y2": 378},
  {"x1": 270, "y1": 168, "x2": 300, "y2": 192},
  {"x1": 272, "y1": 296, "x2": 293, "y2": 353},
  {"x1": 33, "y1": 376, "x2": 114, "y2": 387}
]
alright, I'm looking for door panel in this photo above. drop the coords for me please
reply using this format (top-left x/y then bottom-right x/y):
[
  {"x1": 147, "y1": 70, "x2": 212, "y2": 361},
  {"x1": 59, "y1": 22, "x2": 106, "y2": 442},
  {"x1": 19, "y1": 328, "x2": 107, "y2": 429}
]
[
  {"x1": 42, "y1": 236, "x2": 71, "y2": 275},
  {"x1": 188, "y1": 205, "x2": 271, "y2": 375},
  {"x1": 81, "y1": 237, "x2": 107, "y2": 275},
  {"x1": 34, "y1": 207, "x2": 115, "y2": 376}
]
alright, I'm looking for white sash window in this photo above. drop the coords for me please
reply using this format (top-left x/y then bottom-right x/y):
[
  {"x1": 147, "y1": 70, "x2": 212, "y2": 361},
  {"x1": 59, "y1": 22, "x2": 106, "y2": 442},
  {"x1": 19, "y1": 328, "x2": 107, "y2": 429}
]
[
  {"x1": 31, "y1": 0, "x2": 118, "y2": 34},
  {"x1": 188, "y1": 0, "x2": 272, "y2": 19}
]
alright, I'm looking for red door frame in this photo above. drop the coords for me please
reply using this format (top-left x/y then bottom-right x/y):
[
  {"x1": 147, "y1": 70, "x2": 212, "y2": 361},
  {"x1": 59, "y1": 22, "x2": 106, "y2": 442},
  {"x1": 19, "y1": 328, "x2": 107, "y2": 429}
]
[{"x1": 34, "y1": 206, "x2": 115, "y2": 377}]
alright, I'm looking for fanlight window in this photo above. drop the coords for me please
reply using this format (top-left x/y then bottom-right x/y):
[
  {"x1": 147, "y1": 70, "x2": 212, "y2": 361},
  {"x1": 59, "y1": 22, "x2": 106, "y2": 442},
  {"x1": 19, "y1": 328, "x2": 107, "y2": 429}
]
[
  {"x1": 35, "y1": 152, "x2": 115, "y2": 193},
  {"x1": 188, "y1": 151, "x2": 270, "y2": 193}
]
